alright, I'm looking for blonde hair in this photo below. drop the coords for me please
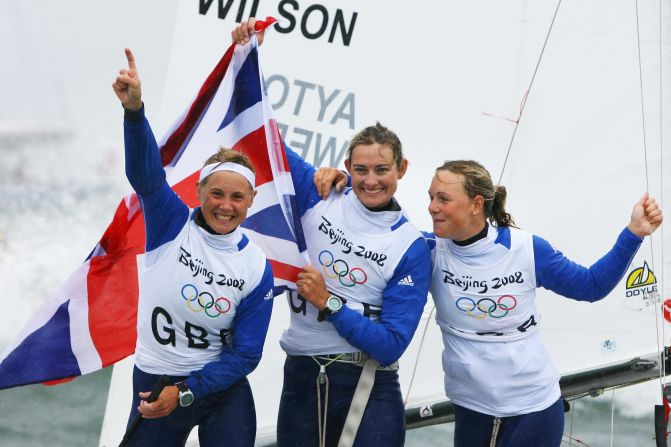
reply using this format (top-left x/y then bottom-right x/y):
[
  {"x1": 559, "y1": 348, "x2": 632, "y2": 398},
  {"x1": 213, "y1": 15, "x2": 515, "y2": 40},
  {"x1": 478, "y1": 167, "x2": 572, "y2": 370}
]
[
  {"x1": 436, "y1": 160, "x2": 517, "y2": 228},
  {"x1": 200, "y1": 148, "x2": 256, "y2": 190}
]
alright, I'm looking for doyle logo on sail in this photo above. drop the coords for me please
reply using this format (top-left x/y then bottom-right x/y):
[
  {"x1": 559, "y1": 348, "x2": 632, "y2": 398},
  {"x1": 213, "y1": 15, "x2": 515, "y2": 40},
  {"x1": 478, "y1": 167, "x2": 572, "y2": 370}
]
[{"x1": 625, "y1": 261, "x2": 658, "y2": 301}]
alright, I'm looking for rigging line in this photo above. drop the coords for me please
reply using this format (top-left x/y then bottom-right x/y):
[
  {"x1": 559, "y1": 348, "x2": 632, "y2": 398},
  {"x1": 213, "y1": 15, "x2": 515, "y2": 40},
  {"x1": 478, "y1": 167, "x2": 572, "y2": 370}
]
[
  {"x1": 636, "y1": 0, "x2": 651, "y2": 195},
  {"x1": 638, "y1": 0, "x2": 665, "y2": 400},
  {"x1": 403, "y1": 303, "x2": 436, "y2": 406},
  {"x1": 497, "y1": 0, "x2": 564, "y2": 185},
  {"x1": 658, "y1": 0, "x2": 667, "y2": 394},
  {"x1": 568, "y1": 400, "x2": 575, "y2": 447},
  {"x1": 562, "y1": 434, "x2": 592, "y2": 447},
  {"x1": 609, "y1": 389, "x2": 615, "y2": 447}
]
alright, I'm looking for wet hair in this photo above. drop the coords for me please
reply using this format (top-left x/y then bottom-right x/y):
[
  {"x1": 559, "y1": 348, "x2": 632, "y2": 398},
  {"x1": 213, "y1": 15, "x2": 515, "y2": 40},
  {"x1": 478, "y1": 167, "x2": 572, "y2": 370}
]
[
  {"x1": 347, "y1": 122, "x2": 404, "y2": 168},
  {"x1": 436, "y1": 160, "x2": 517, "y2": 228},
  {"x1": 200, "y1": 147, "x2": 256, "y2": 191}
]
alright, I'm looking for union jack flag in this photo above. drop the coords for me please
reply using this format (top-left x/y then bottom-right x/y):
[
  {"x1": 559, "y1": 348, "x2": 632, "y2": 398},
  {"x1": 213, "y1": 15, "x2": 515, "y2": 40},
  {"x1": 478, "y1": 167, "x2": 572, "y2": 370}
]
[{"x1": 0, "y1": 18, "x2": 306, "y2": 389}]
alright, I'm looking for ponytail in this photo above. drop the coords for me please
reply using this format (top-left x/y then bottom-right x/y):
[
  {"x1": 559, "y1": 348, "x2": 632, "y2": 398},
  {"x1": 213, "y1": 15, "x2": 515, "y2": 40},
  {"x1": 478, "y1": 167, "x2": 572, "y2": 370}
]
[{"x1": 490, "y1": 185, "x2": 517, "y2": 228}]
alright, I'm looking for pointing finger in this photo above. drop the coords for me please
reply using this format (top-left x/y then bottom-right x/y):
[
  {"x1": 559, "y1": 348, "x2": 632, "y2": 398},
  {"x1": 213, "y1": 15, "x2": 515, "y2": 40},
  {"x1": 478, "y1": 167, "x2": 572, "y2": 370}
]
[{"x1": 125, "y1": 48, "x2": 137, "y2": 71}]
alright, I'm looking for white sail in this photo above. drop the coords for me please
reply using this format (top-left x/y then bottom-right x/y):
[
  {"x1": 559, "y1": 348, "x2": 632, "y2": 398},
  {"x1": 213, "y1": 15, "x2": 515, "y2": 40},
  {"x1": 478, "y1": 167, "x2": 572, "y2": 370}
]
[
  {"x1": 0, "y1": 0, "x2": 664, "y2": 445},
  {"x1": 99, "y1": 0, "x2": 671, "y2": 444}
]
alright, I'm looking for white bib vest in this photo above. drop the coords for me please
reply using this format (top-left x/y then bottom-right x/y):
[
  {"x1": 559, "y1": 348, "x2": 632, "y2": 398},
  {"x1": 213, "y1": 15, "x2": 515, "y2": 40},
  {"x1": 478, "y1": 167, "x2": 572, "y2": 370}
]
[
  {"x1": 431, "y1": 226, "x2": 539, "y2": 342},
  {"x1": 280, "y1": 191, "x2": 422, "y2": 356},
  {"x1": 135, "y1": 211, "x2": 267, "y2": 376},
  {"x1": 431, "y1": 225, "x2": 560, "y2": 416}
]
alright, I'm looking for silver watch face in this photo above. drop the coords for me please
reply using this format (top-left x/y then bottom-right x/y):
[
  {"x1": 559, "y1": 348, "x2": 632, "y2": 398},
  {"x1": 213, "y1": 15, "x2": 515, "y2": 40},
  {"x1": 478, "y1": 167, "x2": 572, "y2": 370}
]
[
  {"x1": 179, "y1": 390, "x2": 194, "y2": 407},
  {"x1": 327, "y1": 296, "x2": 342, "y2": 312}
]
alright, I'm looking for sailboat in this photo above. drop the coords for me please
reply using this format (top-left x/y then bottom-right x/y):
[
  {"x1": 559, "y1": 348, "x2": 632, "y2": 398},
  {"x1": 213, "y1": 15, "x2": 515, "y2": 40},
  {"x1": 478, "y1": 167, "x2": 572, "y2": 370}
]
[
  {"x1": 96, "y1": 1, "x2": 671, "y2": 445},
  {"x1": 1, "y1": 0, "x2": 667, "y2": 446}
]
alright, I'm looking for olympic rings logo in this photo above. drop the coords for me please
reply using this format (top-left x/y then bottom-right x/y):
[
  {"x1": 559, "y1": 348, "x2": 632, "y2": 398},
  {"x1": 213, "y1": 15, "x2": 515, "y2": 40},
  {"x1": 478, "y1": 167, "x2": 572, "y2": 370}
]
[
  {"x1": 455, "y1": 295, "x2": 517, "y2": 319},
  {"x1": 318, "y1": 250, "x2": 368, "y2": 287},
  {"x1": 181, "y1": 284, "x2": 231, "y2": 318}
]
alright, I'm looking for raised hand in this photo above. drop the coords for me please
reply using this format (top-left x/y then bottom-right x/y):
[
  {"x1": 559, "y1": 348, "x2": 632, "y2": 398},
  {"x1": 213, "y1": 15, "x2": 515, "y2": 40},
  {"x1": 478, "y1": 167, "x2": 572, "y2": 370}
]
[
  {"x1": 314, "y1": 167, "x2": 348, "y2": 200},
  {"x1": 627, "y1": 192, "x2": 663, "y2": 238},
  {"x1": 112, "y1": 48, "x2": 142, "y2": 111},
  {"x1": 231, "y1": 17, "x2": 264, "y2": 46}
]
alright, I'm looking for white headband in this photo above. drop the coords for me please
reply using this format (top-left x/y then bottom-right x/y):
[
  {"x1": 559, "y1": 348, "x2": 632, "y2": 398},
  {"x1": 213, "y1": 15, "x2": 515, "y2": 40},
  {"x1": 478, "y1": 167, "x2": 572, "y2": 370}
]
[{"x1": 198, "y1": 162, "x2": 256, "y2": 188}]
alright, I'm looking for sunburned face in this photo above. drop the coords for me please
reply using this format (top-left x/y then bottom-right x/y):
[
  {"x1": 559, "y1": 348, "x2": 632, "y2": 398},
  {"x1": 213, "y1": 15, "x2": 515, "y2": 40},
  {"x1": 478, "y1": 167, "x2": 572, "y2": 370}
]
[
  {"x1": 428, "y1": 170, "x2": 485, "y2": 241},
  {"x1": 344, "y1": 143, "x2": 407, "y2": 209},
  {"x1": 197, "y1": 170, "x2": 255, "y2": 235}
]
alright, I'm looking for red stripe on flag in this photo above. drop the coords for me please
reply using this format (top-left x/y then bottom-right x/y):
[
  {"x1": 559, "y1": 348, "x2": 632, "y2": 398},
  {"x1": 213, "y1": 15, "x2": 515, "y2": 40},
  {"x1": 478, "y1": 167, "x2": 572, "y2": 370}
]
[
  {"x1": 254, "y1": 17, "x2": 278, "y2": 32},
  {"x1": 232, "y1": 126, "x2": 273, "y2": 186},
  {"x1": 43, "y1": 377, "x2": 75, "y2": 387},
  {"x1": 268, "y1": 118, "x2": 291, "y2": 173},
  {"x1": 98, "y1": 200, "x2": 146, "y2": 256},
  {"x1": 87, "y1": 245, "x2": 143, "y2": 367},
  {"x1": 88, "y1": 198, "x2": 147, "y2": 366},
  {"x1": 268, "y1": 259, "x2": 301, "y2": 283},
  {"x1": 159, "y1": 43, "x2": 236, "y2": 167},
  {"x1": 172, "y1": 171, "x2": 200, "y2": 208}
]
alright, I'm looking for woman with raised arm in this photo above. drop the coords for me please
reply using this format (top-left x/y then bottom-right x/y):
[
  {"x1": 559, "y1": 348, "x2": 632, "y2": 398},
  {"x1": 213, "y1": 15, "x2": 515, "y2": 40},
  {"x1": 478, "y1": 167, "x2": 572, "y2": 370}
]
[
  {"x1": 315, "y1": 159, "x2": 662, "y2": 446},
  {"x1": 232, "y1": 21, "x2": 432, "y2": 447},
  {"x1": 426, "y1": 160, "x2": 662, "y2": 447},
  {"x1": 112, "y1": 48, "x2": 274, "y2": 447}
]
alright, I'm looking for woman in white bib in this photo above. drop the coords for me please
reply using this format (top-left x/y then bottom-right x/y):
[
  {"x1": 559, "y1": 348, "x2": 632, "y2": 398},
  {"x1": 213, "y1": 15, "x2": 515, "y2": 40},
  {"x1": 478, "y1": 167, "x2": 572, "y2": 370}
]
[
  {"x1": 315, "y1": 159, "x2": 662, "y2": 446},
  {"x1": 233, "y1": 19, "x2": 432, "y2": 447},
  {"x1": 424, "y1": 160, "x2": 662, "y2": 447},
  {"x1": 113, "y1": 48, "x2": 274, "y2": 447}
]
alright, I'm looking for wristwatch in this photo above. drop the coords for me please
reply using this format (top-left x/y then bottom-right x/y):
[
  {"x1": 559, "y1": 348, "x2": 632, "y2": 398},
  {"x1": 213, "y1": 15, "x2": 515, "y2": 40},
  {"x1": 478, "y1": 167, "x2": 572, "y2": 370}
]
[
  {"x1": 175, "y1": 381, "x2": 194, "y2": 407},
  {"x1": 323, "y1": 294, "x2": 343, "y2": 316}
]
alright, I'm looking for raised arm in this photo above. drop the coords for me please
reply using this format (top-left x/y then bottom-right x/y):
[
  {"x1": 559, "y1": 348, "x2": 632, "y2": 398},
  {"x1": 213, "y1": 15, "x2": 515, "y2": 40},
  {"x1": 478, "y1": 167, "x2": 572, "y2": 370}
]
[
  {"x1": 112, "y1": 48, "x2": 142, "y2": 112},
  {"x1": 114, "y1": 49, "x2": 188, "y2": 250},
  {"x1": 627, "y1": 192, "x2": 663, "y2": 237},
  {"x1": 535, "y1": 193, "x2": 663, "y2": 301},
  {"x1": 231, "y1": 18, "x2": 265, "y2": 46}
]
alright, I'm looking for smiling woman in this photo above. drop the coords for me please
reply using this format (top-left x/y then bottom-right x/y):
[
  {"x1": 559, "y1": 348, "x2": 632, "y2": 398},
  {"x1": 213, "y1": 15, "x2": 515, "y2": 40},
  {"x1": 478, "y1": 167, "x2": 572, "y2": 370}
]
[
  {"x1": 343, "y1": 123, "x2": 407, "y2": 210},
  {"x1": 428, "y1": 160, "x2": 515, "y2": 241},
  {"x1": 261, "y1": 118, "x2": 431, "y2": 447},
  {"x1": 112, "y1": 48, "x2": 275, "y2": 447},
  {"x1": 196, "y1": 153, "x2": 257, "y2": 235},
  {"x1": 234, "y1": 17, "x2": 432, "y2": 445},
  {"x1": 425, "y1": 159, "x2": 663, "y2": 447},
  {"x1": 274, "y1": 120, "x2": 431, "y2": 447}
]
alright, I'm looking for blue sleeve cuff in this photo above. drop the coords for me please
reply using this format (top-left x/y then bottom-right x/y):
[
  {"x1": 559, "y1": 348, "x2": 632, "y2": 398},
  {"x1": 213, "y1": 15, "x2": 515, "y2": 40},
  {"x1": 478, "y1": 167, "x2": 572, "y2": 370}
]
[{"x1": 328, "y1": 237, "x2": 431, "y2": 366}]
